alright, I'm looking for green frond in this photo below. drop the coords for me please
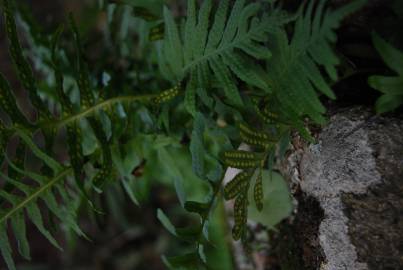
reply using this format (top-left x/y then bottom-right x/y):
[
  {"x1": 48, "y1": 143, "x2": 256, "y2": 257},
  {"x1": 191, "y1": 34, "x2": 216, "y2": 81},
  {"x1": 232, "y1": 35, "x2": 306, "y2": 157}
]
[
  {"x1": 184, "y1": 70, "x2": 197, "y2": 116},
  {"x1": 0, "y1": 223, "x2": 15, "y2": 270},
  {"x1": 0, "y1": 73, "x2": 29, "y2": 126},
  {"x1": 224, "y1": 170, "x2": 252, "y2": 200},
  {"x1": 66, "y1": 122, "x2": 84, "y2": 184},
  {"x1": 254, "y1": 169, "x2": 263, "y2": 211},
  {"x1": 184, "y1": 0, "x2": 196, "y2": 65},
  {"x1": 163, "y1": 6, "x2": 184, "y2": 78},
  {"x1": 0, "y1": 166, "x2": 73, "y2": 269},
  {"x1": 266, "y1": 0, "x2": 365, "y2": 124},
  {"x1": 239, "y1": 122, "x2": 273, "y2": 148},
  {"x1": 69, "y1": 13, "x2": 95, "y2": 110},
  {"x1": 223, "y1": 150, "x2": 263, "y2": 169},
  {"x1": 88, "y1": 117, "x2": 113, "y2": 190},
  {"x1": 161, "y1": 0, "x2": 280, "y2": 109},
  {"x1": 368, "y1": 33, "x2": 403, "y2": 113},
  {"x1": 232, "y1": 190, "x2": 248, "y2": 240},
  {"x1": 190, "y1": 113, "x2": 205, "y2": 178},
  {"x1": 153, "y1": 84, "x2": 180, "y2": 104},
  {"x1": 51, "y1": 25, "x2": 75, "y2": 117},
  {"x1": 0, "y1": 127, "x2": 85, "y2": 266},
  {"x1": 2, "y1": 0, "x2": 48, "y2": 118}
]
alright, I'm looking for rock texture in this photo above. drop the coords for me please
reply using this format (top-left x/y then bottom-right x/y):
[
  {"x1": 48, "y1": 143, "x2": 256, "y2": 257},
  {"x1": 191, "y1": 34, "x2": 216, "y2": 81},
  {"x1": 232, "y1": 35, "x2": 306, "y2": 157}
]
[{"x1": 273, "y1": 107, "x2": 403, "y2": 270}]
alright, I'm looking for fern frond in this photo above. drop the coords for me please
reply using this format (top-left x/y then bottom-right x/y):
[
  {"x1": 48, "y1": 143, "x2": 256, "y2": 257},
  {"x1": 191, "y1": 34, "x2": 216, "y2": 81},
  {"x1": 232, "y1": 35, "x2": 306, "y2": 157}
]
[
  {"x1": 224, "y1": 170, "x2": 252, "y2": 200},
  {"x1": 223, "y1": 150, "x2": 263, "y2": 169},
  {"x1": 69, "y1": 13, "x2": 96, "y2": 110},
  {"x1": 254, "y1": 168, "x2": 263, "y2": 211},
  {"x1": 161, "y1": 0, "x2": 281, "y2": 109},
  {"x1": 368, "y1": 33, "x2": 403, "y2": 113},
  {"x1": 232, "y1": 189, "x2": 248, "y2": 240},
  {"x1": 2, "y1": 0, "x2": 48, "y2": 119},
  {"x1": 0, "y1": 126, "x2": 88, "y2": 269},
  {"x1": 0, "y1": 164, "x2": 72, "y2": 270},
  {"x1": 0, "y1": 73, "x2": 30, "y2": 126},
  {"x1": 266, "y1": 0, "x2": 365, "y2": 124}
]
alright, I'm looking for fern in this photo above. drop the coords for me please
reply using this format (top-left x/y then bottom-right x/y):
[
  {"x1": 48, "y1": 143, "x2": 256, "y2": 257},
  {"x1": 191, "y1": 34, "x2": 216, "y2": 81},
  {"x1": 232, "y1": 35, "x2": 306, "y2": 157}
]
[
  {"x1": 266, "y1": 0, "x2": 366, "y2": 125},
  {"x1": 160, "y1": 0, "x2": 291, "y2": 110},
  {"x1": 368, "y1": 33, "x2": 403, "y2": 113},
  {"x1": 156, "y1": 0, "x2": 366, "y2": 265},
  {"x1": 0, "y1": 0, "x2": 370, "y2": 268},
  {"x1": 0, "y1": 128, "x2": 81, "y2": 270},
  {"x1": 0, "y1": 1, "x2": 178, "y2": 268}
]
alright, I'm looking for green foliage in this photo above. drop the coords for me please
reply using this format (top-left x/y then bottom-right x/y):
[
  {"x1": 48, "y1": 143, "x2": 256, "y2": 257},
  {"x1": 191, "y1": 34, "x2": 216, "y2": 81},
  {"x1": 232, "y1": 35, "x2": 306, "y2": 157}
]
[
  {"x1": 0, "y1": 129, "x2": 82, "y2": 270},
  {"x1": 368, "y1": 33, "x2": 403, "y2": 113},
  {"x1": 161, "y1": 0, "x2": 277, "y2": 107},
  {"x1": 0, "y1": 1, "x2": 177, "y2": 268},
  {"x1": 2, "y1": 0, "x2": 47, "y2": 118},
  {"x1": 0, "y1": 0, "x2": 368, "y2": 268},
  {"x1": 266, "y1": 0, "x2": 365, "y2": 125}
]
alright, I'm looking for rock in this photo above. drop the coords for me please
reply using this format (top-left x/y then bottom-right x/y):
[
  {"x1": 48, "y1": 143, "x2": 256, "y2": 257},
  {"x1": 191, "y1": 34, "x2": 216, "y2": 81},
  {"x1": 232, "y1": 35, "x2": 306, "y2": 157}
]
[{"x1": 273, "y1": 107, "x2": 403, "y2": 270}]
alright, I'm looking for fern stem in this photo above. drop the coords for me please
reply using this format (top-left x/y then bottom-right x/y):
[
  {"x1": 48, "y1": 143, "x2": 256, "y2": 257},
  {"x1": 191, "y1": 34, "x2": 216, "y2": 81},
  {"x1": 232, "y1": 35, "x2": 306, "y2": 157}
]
[
  {"x1": 0, "y1": 168, "x2": 72, "y2": 225},
  {"x1": 42, "y1": 94, "x2": 157, "y2": 128}
]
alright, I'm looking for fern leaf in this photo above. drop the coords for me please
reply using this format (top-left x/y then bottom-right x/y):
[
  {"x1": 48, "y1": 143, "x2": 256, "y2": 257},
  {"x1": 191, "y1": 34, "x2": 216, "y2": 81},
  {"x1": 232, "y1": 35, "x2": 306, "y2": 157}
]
[
  {"x1": 51, "y1": 25, "x2": 75, "y2": 117},
  {"x1": 69, "y1": 13, "x2": 95, "y2": 110},
  {"x1": 223, "y1": 150, "x2": 263, "y2": 169},
  {"x1": 224, "y1": 170, "x2": 252, "y2": 200},
  {"x1": 266, "y1": 0, "x2": 365, "y2": 124},
  {"x1": 193, "y1": 0, "x2": 212, "y2": 59},
  {"x1": 66, "y1": 122, "x2": 84, "y2": 186},
  {"x1": 190, "y1": 113, "x2": 205, "y2": 178},
  {"x1": 10, "y1": 211, "x2": 30, "y2": 259},
  {"x1": 15, "y1": 128, "x2": 62, "y2": 173},
  {"x1": 368, "y1": 33, "x2": 403, "y2": 113},
  {"x1": 26, "y1": 203, "x2": 61, "y2": 250},
  {"x1": 161, "y1": 0, "x2": 280, "y2": 108},
  {"x1": 205, "y1": 0, "x2": 228, "y2": 53},
  {"x1": 239, "y1": 123, "x2": 273, "y2": 148},
  {"x1": 184, "y1": 70, "x2": 197, "y2": 116},
  {"x1": 0, "y1": 223, "x2": 15, "y2": 270},
  {"x1": 163, "y1": 6, "x2": 183, "y2": 78},
  {"x1": 209, "y1": 56, "x2": 243, "y2": 106},
  {"x1": 232, "y1": 190, "x2": 248, "y2": 240},
  {"x1": 219, "y1": 0, "x2": 245, "y2": 46},
  {"x1": 0, "y1": 165, "x2": 72, "y2": 266},
  {"x1": 184, "y1": 0, "x2": 197, "y2": 65},
  {"x1": 153, "y1": 84, "x2": 180, "y2": 104},
  {"x1": 254, "y1": 169, "x2": 263, "y2": 211},
  {"x1": 88, "y1": 117, "x2": 113, "y2": 190},
  {"x1": 2, "y1": 0, "x2": 47, "y2": 118},
  {"x1": 0, "y1": 73, "x2": 29, "y2": 126}
]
